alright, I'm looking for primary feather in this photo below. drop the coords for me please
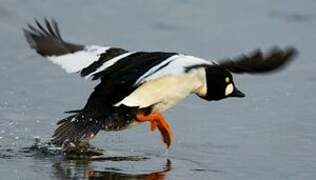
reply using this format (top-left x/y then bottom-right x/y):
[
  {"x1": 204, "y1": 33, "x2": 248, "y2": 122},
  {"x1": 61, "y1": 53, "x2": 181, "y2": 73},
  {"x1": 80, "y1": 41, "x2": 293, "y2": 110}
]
[{"x1": 219, "y1": 47, "x2": 297, "y2": 74}]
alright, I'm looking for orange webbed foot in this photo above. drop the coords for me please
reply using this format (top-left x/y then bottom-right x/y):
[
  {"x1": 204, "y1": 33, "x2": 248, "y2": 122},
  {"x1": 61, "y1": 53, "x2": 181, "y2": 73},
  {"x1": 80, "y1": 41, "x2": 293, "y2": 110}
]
[{"x1": 136, "y1": 112, "x2": 173, "y2": 148}]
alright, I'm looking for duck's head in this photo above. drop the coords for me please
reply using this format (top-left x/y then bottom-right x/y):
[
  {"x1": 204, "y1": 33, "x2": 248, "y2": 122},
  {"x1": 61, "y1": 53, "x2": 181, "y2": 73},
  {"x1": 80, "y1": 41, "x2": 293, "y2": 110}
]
[{"x1": 199, "y1": 66, "x2": 245, "y2": 101}]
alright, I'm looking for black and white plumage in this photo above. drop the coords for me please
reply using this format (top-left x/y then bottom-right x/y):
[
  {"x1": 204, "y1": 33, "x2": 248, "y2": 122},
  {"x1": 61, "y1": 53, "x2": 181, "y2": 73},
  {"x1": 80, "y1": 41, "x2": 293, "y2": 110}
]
[{"x1": 23, "y1": 19, "x2": 298, "y2": 147}]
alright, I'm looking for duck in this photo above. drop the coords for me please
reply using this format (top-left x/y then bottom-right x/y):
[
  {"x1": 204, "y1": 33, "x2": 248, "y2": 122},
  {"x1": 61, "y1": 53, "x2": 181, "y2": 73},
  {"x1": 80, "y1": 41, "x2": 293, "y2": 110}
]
[{"x1": 23, "y1": 19, "x2": 297, "y2": 148}]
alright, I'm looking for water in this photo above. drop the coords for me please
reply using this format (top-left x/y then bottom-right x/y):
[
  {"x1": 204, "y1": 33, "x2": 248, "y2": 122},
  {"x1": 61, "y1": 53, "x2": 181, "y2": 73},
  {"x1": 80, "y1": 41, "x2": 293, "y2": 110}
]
[{"x1": 0, "y1": 0, "x2": 316, "y2": 179}]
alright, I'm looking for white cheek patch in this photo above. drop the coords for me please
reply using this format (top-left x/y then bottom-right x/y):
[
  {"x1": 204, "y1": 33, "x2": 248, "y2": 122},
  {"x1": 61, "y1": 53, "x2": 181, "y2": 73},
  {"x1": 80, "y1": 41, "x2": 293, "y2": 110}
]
[{"x1": 225, "y1": 83, "x2": 234, "y2": 96}]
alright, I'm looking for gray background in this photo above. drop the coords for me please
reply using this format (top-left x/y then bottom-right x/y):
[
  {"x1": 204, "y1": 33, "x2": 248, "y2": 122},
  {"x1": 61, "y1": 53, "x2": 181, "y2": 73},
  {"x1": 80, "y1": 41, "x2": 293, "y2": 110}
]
[{"x1": 0, "y1": 0, "x2": 315, "y2": 179}]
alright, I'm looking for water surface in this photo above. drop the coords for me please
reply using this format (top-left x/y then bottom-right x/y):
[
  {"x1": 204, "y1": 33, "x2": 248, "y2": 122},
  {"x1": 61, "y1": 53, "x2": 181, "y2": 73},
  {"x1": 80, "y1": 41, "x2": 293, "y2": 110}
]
[{"x1": 0, "y1": 0, "x2": 316, "y2": 179}]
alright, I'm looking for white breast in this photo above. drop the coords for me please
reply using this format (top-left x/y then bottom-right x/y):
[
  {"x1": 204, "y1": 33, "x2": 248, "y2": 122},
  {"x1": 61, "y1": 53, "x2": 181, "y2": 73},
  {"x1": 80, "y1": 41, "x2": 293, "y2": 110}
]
[{"x1": 115, "y1": 68, "x2": 207, "y2": 112}]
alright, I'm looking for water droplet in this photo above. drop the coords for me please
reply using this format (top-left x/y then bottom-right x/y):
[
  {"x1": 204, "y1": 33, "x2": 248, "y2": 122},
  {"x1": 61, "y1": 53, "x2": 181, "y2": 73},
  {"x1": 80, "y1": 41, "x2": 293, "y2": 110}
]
[{"x1": 90, "y1": 133, "x2": 95, "y2": 138}]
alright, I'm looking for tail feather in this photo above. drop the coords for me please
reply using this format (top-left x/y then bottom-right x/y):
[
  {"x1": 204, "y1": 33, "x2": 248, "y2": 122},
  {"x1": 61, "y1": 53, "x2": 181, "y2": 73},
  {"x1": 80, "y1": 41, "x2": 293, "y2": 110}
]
[
  {"x1": 52, "y1": 112, "x2": 103, "y2": 146},
  {"x1": 64, "y1": 109, "x2": 82, "y2": 114},
  {"x1": 51, "y1": 105, "x2": 138, "y2": 146}
]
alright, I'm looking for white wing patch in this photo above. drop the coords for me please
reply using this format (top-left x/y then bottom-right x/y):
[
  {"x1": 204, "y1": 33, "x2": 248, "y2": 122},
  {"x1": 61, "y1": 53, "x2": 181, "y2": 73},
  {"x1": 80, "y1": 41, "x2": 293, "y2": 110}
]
[
  {"x1": 84, "y1": 52, "x2": 134, "y2": 79},
  {"x1": 135, "y1": 54, "x2": 213, "y2": 85},
  {"x1": 134, "y1": 54, "x2": 180, "y2": 84},
  {"x1": 47, "y1": 45, "x2": 110, "y2": 73}
]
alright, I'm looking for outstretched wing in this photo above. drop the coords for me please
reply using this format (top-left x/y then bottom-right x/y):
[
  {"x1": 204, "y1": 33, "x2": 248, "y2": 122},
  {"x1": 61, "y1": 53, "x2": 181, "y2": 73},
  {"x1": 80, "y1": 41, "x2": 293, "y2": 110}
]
[
  {"x1": 218, "y1": 47, "x2": 298, "y2": 74},
  {"x1": 24, "y1": 18, "x2": 84, "y2": 56},
  {"x1": 23, "y1": 19, "x2": 129, "y2": 74}
]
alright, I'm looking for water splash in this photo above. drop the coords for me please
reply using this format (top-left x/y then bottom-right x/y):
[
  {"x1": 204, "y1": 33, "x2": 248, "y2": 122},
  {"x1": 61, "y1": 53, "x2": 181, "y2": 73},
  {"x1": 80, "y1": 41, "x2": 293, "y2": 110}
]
[{"x1": 20, "y1": 137, "x2": 63, "y2": 156}]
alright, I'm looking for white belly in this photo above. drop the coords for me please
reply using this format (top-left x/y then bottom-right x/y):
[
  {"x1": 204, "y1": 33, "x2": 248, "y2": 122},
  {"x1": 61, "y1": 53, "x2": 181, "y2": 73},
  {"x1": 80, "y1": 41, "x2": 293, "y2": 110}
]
[{"x1": 115, "y1": 68, "x2": 207, "y2": 112}]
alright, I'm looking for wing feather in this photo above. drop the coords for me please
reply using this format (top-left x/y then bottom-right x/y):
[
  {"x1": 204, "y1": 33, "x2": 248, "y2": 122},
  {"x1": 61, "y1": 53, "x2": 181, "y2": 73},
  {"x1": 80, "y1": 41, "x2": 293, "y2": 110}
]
[
  {"x1": 219, "y1": 47, "x2": 298, "y2": 74},
  {"x1": 24, "y1": 18, "x2": 84, "y2": 56},
  {"x1": 24, "y1": 19, "x2": 128, "y2": 75}
]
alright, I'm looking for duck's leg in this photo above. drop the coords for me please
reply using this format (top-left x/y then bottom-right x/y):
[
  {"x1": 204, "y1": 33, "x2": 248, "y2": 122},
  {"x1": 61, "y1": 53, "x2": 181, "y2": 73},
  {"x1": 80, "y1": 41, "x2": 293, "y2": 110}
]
[{"x1": 136, "y1": 112, "x2": 173, "y2": 148}]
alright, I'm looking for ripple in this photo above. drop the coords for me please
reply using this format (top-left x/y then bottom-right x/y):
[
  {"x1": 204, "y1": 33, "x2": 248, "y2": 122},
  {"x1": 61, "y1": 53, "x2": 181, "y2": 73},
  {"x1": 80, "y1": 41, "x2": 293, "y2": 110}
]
[{"x1": 269, "y1": 10, "x2": 313, "y2": 22}]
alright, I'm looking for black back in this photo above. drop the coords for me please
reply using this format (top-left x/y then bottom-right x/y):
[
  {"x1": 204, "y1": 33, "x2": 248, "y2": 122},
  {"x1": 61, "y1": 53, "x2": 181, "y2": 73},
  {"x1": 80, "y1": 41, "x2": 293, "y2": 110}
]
[{"x1": 90, "y1": 52, "x2": 177, "y2": 104}]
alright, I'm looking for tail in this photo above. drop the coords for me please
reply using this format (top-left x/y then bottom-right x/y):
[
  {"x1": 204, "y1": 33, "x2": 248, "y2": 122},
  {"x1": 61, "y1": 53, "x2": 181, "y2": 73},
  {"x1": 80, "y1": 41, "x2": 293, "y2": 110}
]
[
  {"x1": 23, "y1": 18, "x2": 84, "y2": 57},
  {"x1": 52, "y1": 111, "x2": 104, "y2": 146},
  {"x1": 52, "y1": 106, "x2": 138, "y2": 146}
]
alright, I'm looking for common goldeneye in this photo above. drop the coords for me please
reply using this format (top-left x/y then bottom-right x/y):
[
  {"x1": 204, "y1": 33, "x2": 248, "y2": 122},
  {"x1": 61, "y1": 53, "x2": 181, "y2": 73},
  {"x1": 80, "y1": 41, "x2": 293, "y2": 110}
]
[{"x1": 23, "y1": 19, "x2": 297, "y2": 148}]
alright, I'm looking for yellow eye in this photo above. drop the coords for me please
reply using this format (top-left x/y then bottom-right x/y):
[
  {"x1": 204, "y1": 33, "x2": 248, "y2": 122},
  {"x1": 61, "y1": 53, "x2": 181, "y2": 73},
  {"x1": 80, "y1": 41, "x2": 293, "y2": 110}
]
[{"x1": 225, "y1": 77, "x2": 230, "y2": 83}]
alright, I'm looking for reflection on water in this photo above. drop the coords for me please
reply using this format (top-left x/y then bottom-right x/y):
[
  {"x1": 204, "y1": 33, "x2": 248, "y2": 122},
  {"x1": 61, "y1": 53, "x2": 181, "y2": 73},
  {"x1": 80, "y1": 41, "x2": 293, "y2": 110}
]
[
  {"x1": 18, "y1": 140, "x2": 172, "y2": 180},
  {"x1": 89, "y1": 159, "x2": 171, "y2": 180},
  {"x1": 52, "y1": 157, "x2": 171, "y2": 180}
]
